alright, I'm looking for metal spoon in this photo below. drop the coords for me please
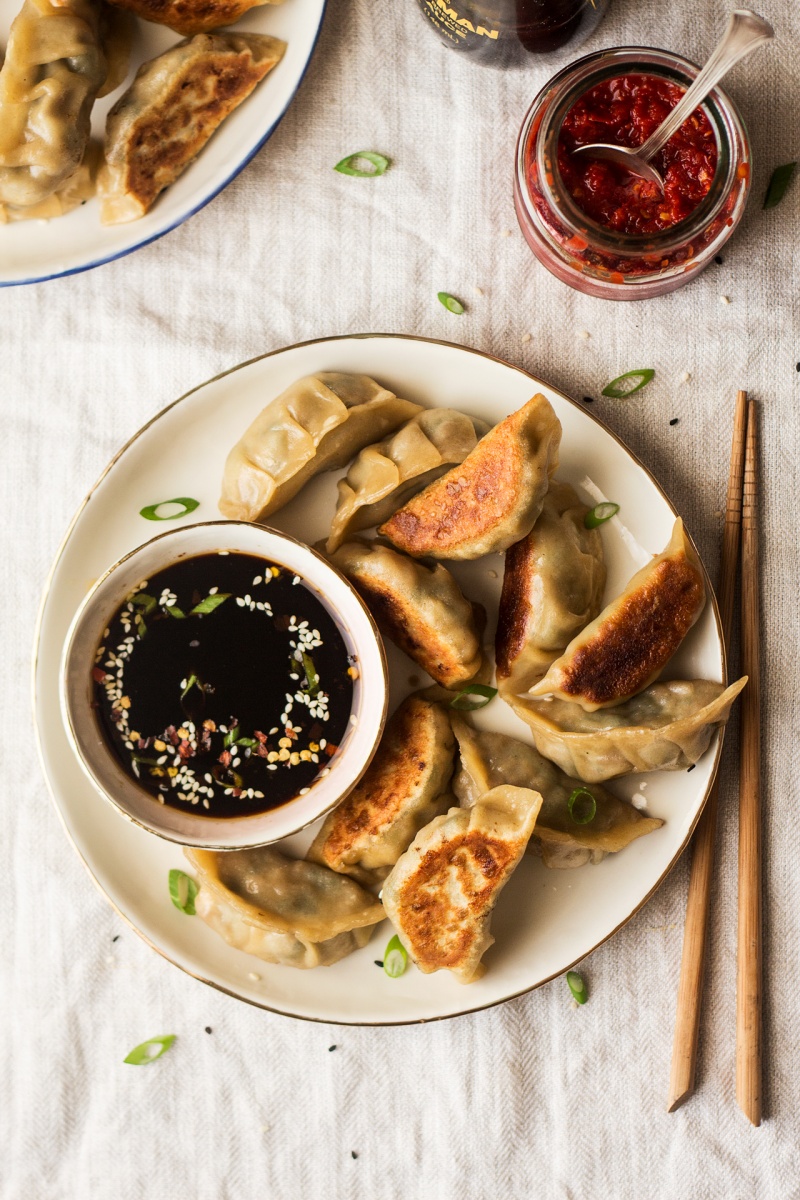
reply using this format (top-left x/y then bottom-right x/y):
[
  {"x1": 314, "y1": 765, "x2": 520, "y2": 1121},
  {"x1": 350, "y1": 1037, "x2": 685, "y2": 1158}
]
[{"x1": 571, "y1": 10, "x2": 774, "y2": 190}]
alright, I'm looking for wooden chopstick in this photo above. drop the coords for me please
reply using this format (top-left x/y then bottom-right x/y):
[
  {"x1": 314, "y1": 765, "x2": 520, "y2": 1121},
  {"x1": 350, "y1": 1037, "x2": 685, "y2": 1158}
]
[
  {"x1": 667, "y1": 389, "x2": 748, "y2": 1112},
  {"x1": 736, "y1": 399, "x2": 762, "y2": 1125}
]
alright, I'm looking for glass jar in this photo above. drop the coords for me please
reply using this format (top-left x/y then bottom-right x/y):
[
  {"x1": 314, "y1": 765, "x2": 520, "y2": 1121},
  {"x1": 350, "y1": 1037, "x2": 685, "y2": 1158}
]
[
  {"x1": 513, "y1": 47, "x2": 752, "y2": 300},
  {"x1": 415, "y1": 0, "x2": 609, "y2": 67}
]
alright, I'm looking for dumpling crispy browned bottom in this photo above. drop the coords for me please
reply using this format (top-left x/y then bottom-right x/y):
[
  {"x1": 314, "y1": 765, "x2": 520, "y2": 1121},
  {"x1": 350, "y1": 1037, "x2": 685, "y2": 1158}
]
[
  {"x1": 107, "y1": 0, "x2": 274, "y2": 37},
  {"x1": 99, "y1": 32, "x2": 286, "y2": 224}
]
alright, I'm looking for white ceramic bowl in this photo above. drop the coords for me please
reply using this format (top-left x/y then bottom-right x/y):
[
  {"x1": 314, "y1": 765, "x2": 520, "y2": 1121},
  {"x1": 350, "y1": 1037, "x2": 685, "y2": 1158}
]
[{"x1": 60, "y1": 520, "x2": 388, "y2": 849}]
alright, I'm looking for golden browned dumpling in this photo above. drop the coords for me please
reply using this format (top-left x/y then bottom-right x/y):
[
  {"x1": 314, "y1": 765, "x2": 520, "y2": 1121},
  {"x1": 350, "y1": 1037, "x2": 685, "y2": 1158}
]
[
  {"x1": 99, "y1": 32, "x2": 286, "y2": 224},
  {"x1": 378, "y1": 394, "x2": 561, "y2": 560},
  {"x1": 308, "y1": 696, "x2": 455, "y2": 886},
  {"x1": 382, "y1": 786, "x2": 542, "y2": 983},
  {"x1": 527, "y1": 519, "x2": 705, "y2": 711},
  {"x1": 326, "y1": 539, "x2": 486, "y2": 689},
  {"x1": 107, "y1": 0, "x2": 281, "y2": 36}
]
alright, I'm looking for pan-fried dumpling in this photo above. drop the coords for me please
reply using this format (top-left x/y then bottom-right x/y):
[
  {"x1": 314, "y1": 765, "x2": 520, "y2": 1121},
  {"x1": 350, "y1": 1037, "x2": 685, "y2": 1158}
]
[
  {"x1": 106, "y1": 0, "x2": 280, "y2": 36},
  {"x1": 382, "y1": 786, "x2": 542, "y2": 983},
  {"x1": 326, "y1": 409, "x2": 491, "y2": 553},
  {"x1": 220, "y1": 374, "x2": 421, "y2": 522},
  {"x1": 186, "y1": 846, "x2": 384, "y2": 969},
  {"x1": 0, "y1": 140, "x2": 100, "y2": 223},
  {"x1": 528, "y1": 519, "x2": 705, "y2": 711},
  {"x1": 450, "y1": 716, "x2": 662, "y2": 869},
  {"x1": 379, "y1": 394, "x2": 562, "y2": 560},
  {"x1": 308, "y1": 696, "x2": 455, "y2": 886},
  {"x1": 0, "y1": 0, "x2": 112, "y2": 211},
  {"x1": 506, "y1": 677, "x2": 747, "y2": 782},
  {"x1": 496, "y1": 481, "x2": 606, "y2": 694},
  {"x1": 327, "y1": 539, "x2": 485, "y2": 688},
  {"x1": 99, "y1": 32, "x2": 287, "y2": 224}
]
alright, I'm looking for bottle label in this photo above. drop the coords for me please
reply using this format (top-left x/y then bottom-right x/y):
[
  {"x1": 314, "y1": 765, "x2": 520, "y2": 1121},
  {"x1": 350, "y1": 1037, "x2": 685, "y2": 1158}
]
[{"x1": 420, "y1": 0, "x2": 499, "y2": 43}]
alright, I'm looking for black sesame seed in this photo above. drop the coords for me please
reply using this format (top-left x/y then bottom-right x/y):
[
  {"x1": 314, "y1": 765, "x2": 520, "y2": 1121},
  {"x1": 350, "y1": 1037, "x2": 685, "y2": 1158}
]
[
  {"x1": 796, "y1": 362, "x2": 800, "y2": 372},
  {"x1": 112, "y1": 935, "x2": 120, "y2": 942},
  {"x1": 669, "y1": 418, "x2": 679, "y2": 426},
  {"x1": 374, "y1": 960, "x2": 384, "y2": 968},
  {"x1": 205, "y1": 1026, "x2": 212, "y2": 1034},
  {"x1": 714, "y1": 255, "x2": 724, "y2": 265},
  {"x1": 687, "y1": 764, "x2": 696, "y2": 772},
  {"x1": 582, "y1": 396, "x2": 594, "y2": 404},
  {"x1": 351, "y1": 1152, "x2": 359, "y2": 1160},
  {"x1": 328, "y1": 1045, "x2": 337, "y2": 1052}
]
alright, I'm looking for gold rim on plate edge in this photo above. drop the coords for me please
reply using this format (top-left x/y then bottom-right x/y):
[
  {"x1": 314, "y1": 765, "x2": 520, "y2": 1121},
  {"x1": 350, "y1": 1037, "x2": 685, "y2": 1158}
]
[{"x1": 31, "y1": 332, "x2": 727, "y2": 1027}]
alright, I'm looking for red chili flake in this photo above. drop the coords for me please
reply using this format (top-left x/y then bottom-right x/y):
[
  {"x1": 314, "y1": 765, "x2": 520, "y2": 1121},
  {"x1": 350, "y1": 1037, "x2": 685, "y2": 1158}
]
[
  {"x1": 178, "y1": 741, "x2": 193, "y2": 760},
  {"x1": 285, "y1": 726, "x2": 298, "y2": 741},
  {"x1": 256, "y1": 744, "x2": 270, "y2": 759},
  {"x1": 232, "y1": 789, "x2": 242, "y2": 798},
  {"x1": 253, "y1": 730, "x2": 268, "y2": 743},
  {"x1": 219, "y1": 749, "x2": 232, "y2": 767},
  {"x1": 92, "y1": 667, "x2": 108, "y2": 683},
  {"x1": 165, "y1": 725, "x2": 180, "y2": 746},
  {"x1": 325, "y1": 743, "x2": 338, "y2": 758}
]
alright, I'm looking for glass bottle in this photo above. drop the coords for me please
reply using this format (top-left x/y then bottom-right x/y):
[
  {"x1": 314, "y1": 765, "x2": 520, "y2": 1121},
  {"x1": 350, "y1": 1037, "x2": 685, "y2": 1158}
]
[{"x1": 415, "y1": 0, "x2": 609, "y2": 67}]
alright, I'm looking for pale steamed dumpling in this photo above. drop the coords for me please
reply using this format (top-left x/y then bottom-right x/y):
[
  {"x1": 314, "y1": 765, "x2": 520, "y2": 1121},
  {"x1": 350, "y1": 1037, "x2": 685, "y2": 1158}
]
[
  {"x1": 496, "y1": 480, "x2": 606, "y2": 694},
  {"x1": 187, "y1": 846, "x2": 385, "y2": 969},
  {"x1": 450, "y1": 716, "x2": 662, "y2": 869},
  {"x1": 0, "y1": 0, "x2": 111, "y2": 212},
  {"x1": 506, "y1": 677, "x2": 747, "y2": 782},
  {"x1": 220, "y1": 373, "x2": 421, "y2": 522}
]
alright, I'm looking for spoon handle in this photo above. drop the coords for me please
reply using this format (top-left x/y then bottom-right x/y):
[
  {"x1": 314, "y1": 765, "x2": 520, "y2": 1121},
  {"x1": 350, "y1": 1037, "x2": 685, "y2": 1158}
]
[{"x1": 638, "y1": 10, "x2": 774, "y2": 162}]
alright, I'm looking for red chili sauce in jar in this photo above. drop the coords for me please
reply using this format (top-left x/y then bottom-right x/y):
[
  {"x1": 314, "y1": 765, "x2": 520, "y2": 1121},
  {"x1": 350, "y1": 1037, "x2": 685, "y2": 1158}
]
[{"x1": 556, "y1": 74, "x2": 718, "y2": 235}]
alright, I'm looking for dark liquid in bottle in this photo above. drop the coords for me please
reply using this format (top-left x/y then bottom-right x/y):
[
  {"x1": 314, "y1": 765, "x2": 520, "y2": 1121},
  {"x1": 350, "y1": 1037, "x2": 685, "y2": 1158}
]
[{"x1": 415, "y1": 0, "x2": 608, "y2": 66}]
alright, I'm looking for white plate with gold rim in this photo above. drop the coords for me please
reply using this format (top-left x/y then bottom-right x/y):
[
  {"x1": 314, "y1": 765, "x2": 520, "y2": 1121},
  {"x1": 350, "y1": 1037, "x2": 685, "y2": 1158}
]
[
  {"x1": 0, "y1": 0, "x2": 326, "y2": 286},
  {"x1": 34, "y1": 334, "x2": 726, "y2": 1025}
]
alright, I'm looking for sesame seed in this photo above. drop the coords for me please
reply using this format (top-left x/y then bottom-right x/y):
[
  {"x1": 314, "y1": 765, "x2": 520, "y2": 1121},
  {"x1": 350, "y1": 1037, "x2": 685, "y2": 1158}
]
[
  {"x1": 577, "y1": 329, "x2": 590, "y2": 339},
  {"x1": 720, "y1": 295, "x2": 730, "y2": 305},
  {"x1": 248, "y1": 972, "x2": 261, "y2": 981},
  {"x1": 520, "y1": 333, "x2": 531, "y2": 344}
]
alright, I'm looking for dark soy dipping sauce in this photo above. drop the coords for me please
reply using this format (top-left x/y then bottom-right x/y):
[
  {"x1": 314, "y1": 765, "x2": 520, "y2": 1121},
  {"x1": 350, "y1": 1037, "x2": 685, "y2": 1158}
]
[{"x1": 93, "y1": 552, "x2": 355, "y2": 818}]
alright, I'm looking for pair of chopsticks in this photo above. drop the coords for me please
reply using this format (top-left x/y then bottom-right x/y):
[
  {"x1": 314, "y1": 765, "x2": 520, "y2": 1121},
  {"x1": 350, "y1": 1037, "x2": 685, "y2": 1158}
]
[{"x1": 667, "y1": 390, "x2": 762, "y2": 1124}]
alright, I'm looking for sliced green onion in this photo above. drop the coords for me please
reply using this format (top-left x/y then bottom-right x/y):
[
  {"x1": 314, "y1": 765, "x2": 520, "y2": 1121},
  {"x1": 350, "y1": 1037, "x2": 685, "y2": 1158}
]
[
  {"x1": 584, "y1": 502, "x2": 620, "y2": 528},
  {"x1": 566, "y1": 971, "x2": 588, "y2": 1004},
  {"x1": 449, "y1": 684, "x2": 498, "y2": 711},
  {"x1": 139, "y1": 497, "x2": 200, "y2": 522},
  {"x1": 601, "y1": 369, "x2": 655, "y2": 398},
  {"x1": 181, "y1": 673, "x2": 200, "y2": 699},
  {"x1": 131, "y1": 754, "x2": 161, "y2": 767},
  {"x1": 168, "y1": 869, "x2": 198, "y2": 914},
  {"x1": 383, "y1": 935, "x2": 408, "y2": 978},
  {"x1": 568, "y1": 787, "x2": 597, "y2": 824},
  {"x1": 334, "y1": 151, "x2": 390, "y2": 177},
  {"x1": 764, "y1": 162, "x2": 797, "y2": 209},
  {"x1": 167, "y1": 605, "x2": 186, "y2": 619},
  {"x1": 130, "y1": 592, "x2": 157, "y2": 615},
  {"x1": 235, "y1": 736, "x2": 257, "y2": 748},
  {"x1": 124, "y1": 1034, "x2": 176, "y2": 1065},
  {"x1": 212, "y1": 764, "x2": 244, "y2": 789},
  {"x1": 301, "y1": 652, "x2": 320, "y2": 697},
  {"x1": 190, "y1": 593, "x2": 230, "y2": 616},
  {"x1": 223, "y1": 725, "x2": 240, "y2": 748},
  {"x1": 438, "y1": 291, "x2": 465, "y2": 314}
]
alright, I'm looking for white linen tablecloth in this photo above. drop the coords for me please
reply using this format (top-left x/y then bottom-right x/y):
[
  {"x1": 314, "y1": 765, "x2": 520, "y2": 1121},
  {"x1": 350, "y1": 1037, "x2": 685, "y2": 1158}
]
[{"x1": 2, "y1": 0, "x2": 799, "y2": 1194}]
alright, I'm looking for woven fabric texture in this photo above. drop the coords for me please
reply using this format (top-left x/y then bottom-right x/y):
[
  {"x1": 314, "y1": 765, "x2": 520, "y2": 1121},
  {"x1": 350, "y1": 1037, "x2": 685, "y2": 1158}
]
[{"x1": 1, "y1": 0, "x2": 798, "y2": 1195}]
